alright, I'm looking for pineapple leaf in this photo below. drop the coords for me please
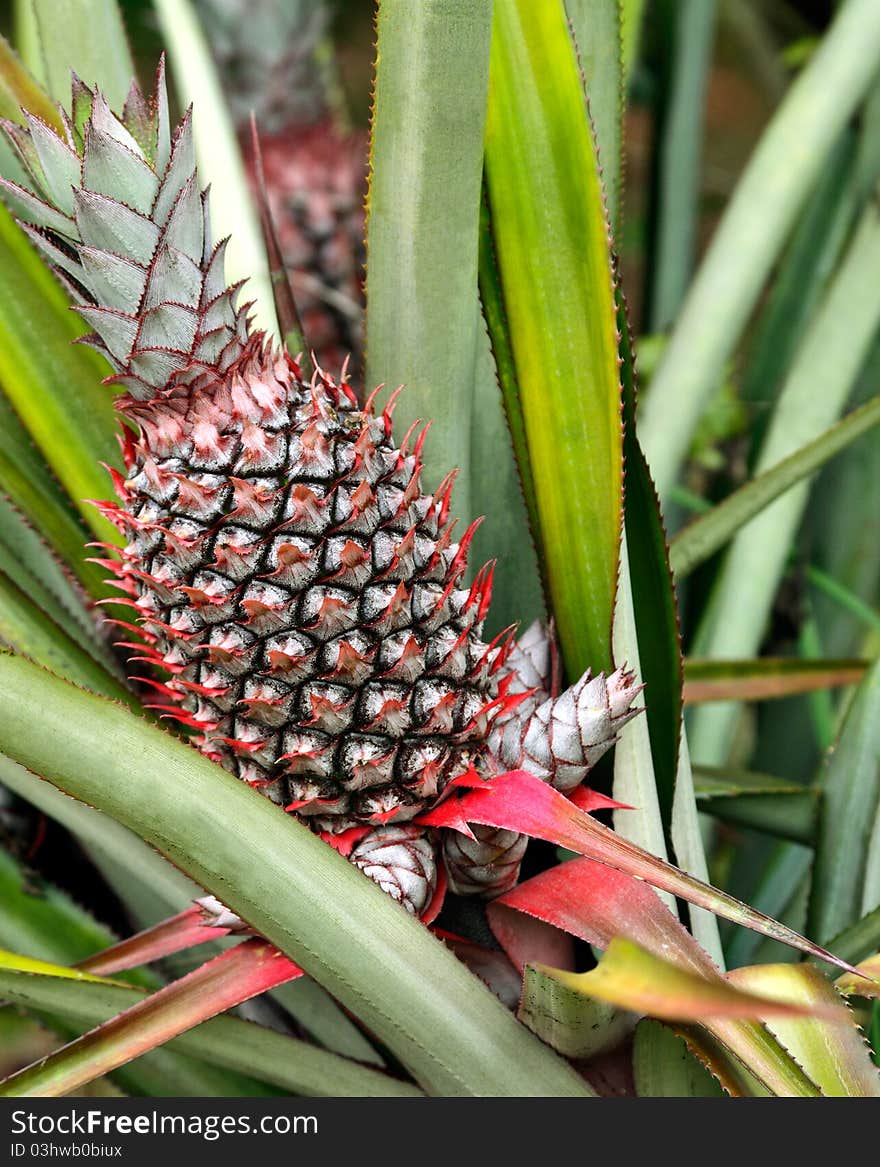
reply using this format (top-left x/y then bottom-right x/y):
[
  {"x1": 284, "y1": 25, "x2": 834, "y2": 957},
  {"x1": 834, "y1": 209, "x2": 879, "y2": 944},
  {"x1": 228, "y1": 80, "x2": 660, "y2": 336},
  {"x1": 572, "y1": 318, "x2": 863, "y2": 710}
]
[
  {"x1": 366, "y1": 0, "x2": 543, "y2": 635},
  {"x1": 639, "y1": 0, "x2": 880, "y2": 502},
  {"x1": 0, "y1": 34, "x2": 63, "y2": 133},
  {"x1": 76, "y1": 906, "x2": 234, "y2": 978},
  {"x1": 0, "y1": 966, "x2": 422, "y2": 1097},
  {"x1": 0, "y1": 202, "x2": 121, "y2": 547},
  {"x1": 808, "y1": 659, "x2": 880, "y2": 944},
  {"x1": 728, "y1": 963, "x2": 880, "y2": 1097},
  {"x1": 518, "y1": 963, "x2": 635, "y2": 1060},
  {"x1": 154, "y1": 0, "x2": 279, "y2": 339},
  {"x1": 633, "y1": 1021, "x2": 725, "y2": 1098},
  {"x1": 683, "y1": 656, "x2": 868, "y2": 704},
  {"x1": 671, "y1": 395, "x2": 880, "y2": 579},
  {"x1": 565, "y1": 0, "x2": 624, "y2": 228},
  {"x1": 494, "y1": 855, "x2": 824, "y2": 1096},
  {"x1": 484, "y1": 0, "x2": 623, "y2": 677},
  {"x1": 0, "y1": 938, "x2": 303, "y2": 1097},
  {"x1": 0, "y1": 652, "x2": 591, "y2": 1098},
  {"x1": 15, "y1": 0, "x2": 135, "y2": 113}
]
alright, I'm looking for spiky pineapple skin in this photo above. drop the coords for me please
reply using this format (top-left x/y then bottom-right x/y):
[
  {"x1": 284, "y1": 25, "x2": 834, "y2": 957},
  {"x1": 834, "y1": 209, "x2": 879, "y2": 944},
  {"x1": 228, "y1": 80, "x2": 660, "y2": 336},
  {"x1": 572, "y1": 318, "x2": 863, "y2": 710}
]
[{"x1": 102, "y1": 345, "x2": 506, "y2": 833}]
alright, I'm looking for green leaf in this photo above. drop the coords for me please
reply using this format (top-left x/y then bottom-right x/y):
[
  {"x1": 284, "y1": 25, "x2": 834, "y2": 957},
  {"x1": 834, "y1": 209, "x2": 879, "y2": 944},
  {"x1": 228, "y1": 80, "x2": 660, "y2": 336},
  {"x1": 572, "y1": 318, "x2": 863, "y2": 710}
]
[
  {"x1": 683, "y1": 656, "x2": 868, "y2": 704},
  {"x1": 155, "y1": 0, "x2": 278, "y2": 338},
  {"x1": 0, "y1": 850, "x2": 269, "y2": 1097},
  {"x1": 729, "y1": 963, "x2": 880, "y2": 1096},
  {"x1": 0, "y1": 939, "x2": 302, "y2": 1097},
  {"x1": 0, "y1": 203, "x2": 121, "y2": 546},
  {"x1": 565, "y1": 1, "x2": 623, "y2": 227},
  {"x1": 0, "y1": 33, "x2": 63, "y2": 132},
  {"x1": 639, "y1": 0, "x2": 880, "y2": 501},
  {"x1": 484, "y1": 0, "x2": 623, "y2": 676},
  {"x1": 633, "y1": 1020, "x2": 725, "y2": 1097},
  {"x1": 542, "y1": 937, "x2": 831, "y2": 1022},
  {"x1": 518, "y1": 963, "x2": 635, "y2": 1060},
  {"x1": 0, "y1": 968, "x2": 419, "y2": 1098},
  {"x1": 646, "y1": 0, "x2": 718, "y2": 331},
  {"x1": 15, "y1": 0, "x2": 135, "y2": 111},
  {"x1": 0, "y1": 571, "x2": 131, "y2": 704},
  {"x1": 0, "y1": 394, "x2": 110, "y2": 601},
  {"x1": 808, "y1": 660, "x2": 880, "y2": 944},
  {"x1": 620, "y1": 0, "x2": 646, "y2": 79},
  {"x1": 671, "y1": 396, "x2": 880, "y2": 578},
  {"x1": 0, "y1": 753, "x2": 202, "y2": 930},
  {"x1": 366, "y1": 0, "x2": 542, "y2": 633},
  {"x1": 829, "y1": 907, "x2": 880, "y2": 968},
  {"x1": 0, "y1": 653, "x2": 590, "y2": 1098},
  {"x1": 694, "y1": 765, "x2": 818, "y2": 846}
]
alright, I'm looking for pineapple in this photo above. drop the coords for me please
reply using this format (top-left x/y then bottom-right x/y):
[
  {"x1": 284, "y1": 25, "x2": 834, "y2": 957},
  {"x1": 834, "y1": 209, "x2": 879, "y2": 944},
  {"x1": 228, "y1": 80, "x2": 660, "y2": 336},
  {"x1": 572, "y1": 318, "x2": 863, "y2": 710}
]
[
  {"x1": 0, "y1": 68, "x2": 639, "y2": 915},
  {"x1": 195, "y1": 0, "x2": 367, "y2": 377}
]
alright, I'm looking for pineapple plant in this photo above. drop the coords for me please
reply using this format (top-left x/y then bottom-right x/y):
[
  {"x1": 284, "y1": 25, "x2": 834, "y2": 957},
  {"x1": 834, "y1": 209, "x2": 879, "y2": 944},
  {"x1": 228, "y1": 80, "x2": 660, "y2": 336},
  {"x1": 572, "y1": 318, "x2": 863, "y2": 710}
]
[
  {"x1": 0, "y1": 0, "x2": 878, "y2": 1102},
  {"x1": 0, "y1": 64, "x2": 640, "y2": 914},
  {"x1": 195, "y1": 0, "x2": 367, "y2": 376}
]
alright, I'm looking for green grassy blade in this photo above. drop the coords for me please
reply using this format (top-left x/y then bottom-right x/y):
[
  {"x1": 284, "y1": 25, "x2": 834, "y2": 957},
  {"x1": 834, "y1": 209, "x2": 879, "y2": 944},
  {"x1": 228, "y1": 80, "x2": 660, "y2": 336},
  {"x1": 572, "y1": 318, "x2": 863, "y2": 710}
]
[
  {"x1": 647, "y1": 0, "x2": 717, "y2": 331},
  {"x1": 808, "y1": 660, "x2": 880, "y2": 944},
  {"x1": 365, "y1": 0, "x2": 543, "y2": 633},
  {"x1": 0, "y1": 204, "x2": 120, "y2": 546},
  {"x1": 621, "y1": 0, "x2": 645, "y2": 80},
  {"x1": 0, "y1": 496, "x2": 99, "y2": 656},
  {"x1": 633, "y1": 1020, "x2": 725, "y2": 1097},
  {"x1": 0, "y1": 32, "x2": 63, "y2": 131},
  {"x1": 740, "y1": 130, "x2": 857, "y2": 411},
  {"x1": 671, "y1": 396, "x2": 880, "y2": 578},
  {"x1": 0, "y1": 394, "x2": 109, "y2": 601},
  {"x1": 0, "y1": 752, "x2": 202, "y2": 927},
  {"x1": 829, "y1": 908, "x2": 880, "y2": 967},
  {"x1": 694, "y1": 766, "x2": 818, "y2": 846},
  {"x1": 725, "y1": 844, "x2": 812, "y2": 970},
  {"x1": 0, "y1": 653, "x2": 590, "y2": 1097},
  {"x1": 16, "y1": 0, "x2": 134, "y2": 111},
  {"x1": 671, "y1": 732, "x2": 724, "y2": 965},
  {"x1": 0, "y1": 939, "x2": 302, "y2": 1097},
  {"x1": 0, "y1": 572, "x2": 131, "y2": 704},
  {"x1": 729, "y1": 963, "x2": 880, "y2": 1096},
  {"x1": 683, "y1": 656, "x2": 867, "y2": 704},
  {"x1": 639, "y1": 0, "x2": 880, "y2": 501},
  {"x1": 565, "y1": 1, "x2": 623, "y2": 227},
  {"x1": 0, "y1": 969, "x2": 421, "y2": 1098},
  {"x1": 155, "y1": 0, "x2": 278, "y2": 338},
  {"x1": 518, "y1": 963, "x2": 634, "y2": 1060},
  {"x1": 690, "y1": 197, "x2": 880, "y2": 764},
  {"x1": 0, "y1": 850, "x2": 271, "y2": 1097},
  {"x1": 485, "y1": 0, "x2": 623, "y2": 676}
]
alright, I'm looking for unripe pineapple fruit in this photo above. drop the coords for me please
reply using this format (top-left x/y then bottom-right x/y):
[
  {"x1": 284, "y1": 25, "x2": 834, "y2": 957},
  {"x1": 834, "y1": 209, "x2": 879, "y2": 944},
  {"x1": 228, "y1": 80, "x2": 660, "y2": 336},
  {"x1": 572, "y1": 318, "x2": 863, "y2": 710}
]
[{"x1": 0, "y1": 67, "x2": 640, "y2": 911}]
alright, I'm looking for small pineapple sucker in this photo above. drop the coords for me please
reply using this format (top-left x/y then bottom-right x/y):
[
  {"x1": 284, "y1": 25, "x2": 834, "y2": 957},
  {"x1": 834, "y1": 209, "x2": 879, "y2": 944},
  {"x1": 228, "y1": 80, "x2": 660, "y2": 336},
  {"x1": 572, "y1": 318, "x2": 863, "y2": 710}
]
[
  {"x1": 0, "y1": 66, "x2": 514, "y2": 904},
  {"x1": 195, "y1": 0, "x2": 368, "y2": 378}
]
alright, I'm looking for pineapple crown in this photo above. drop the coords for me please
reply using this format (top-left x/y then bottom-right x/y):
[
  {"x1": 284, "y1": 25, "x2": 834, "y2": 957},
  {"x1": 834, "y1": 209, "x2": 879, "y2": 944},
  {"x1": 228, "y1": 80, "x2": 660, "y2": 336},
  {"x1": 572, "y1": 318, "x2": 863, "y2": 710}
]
[{"x1": 0, "y1": 60, "x2": 250, "y2": 403}]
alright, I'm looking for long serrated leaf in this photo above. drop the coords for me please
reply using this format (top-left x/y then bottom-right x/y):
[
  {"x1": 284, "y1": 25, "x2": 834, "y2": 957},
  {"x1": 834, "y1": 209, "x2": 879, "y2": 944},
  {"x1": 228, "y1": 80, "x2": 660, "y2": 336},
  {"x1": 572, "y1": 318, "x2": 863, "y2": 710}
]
[
  {"x1": 683, "y1": 656, "x2": 867, "y2": 704},
  {"x1": 671, "y1": 395, "x2": 880, "y2": 578},
  {"x1": 0, "y1": 394, "x2": 109, "y2": 601},
  {"x1": 0, "y1": 33, "x2": 63, "y2": 131},
  {"x1": 519, "y1": 963, "x2": 635, "y2": 1059},
  {"x1": 639, "y1": 0, "x2": 880, "y2": 501},
  {"x1": 365, "y1": 0, "x2": 542, "y2": 634},
  {"x1": 484, "y1": 0, "x2": 622, "y2": 676},
  {"x1": 646, "y1": 0, "x2": 717, "y2": 331},
  {"x1": 0, "y1": 968, "x2": 421, "y2": 1097},
  {"x1": 0, "y1": 204, "x2": 120, "y2": 545},
  {"x1": 493, "y1": 855, "x2": 821, "y2": 1096},
  {"x1": 1, "y1": 939, "x2": 302, "y2": 1097},
  {"x1": 0, "y1": 654, "x2": 590, "y2": 1097},
  {"x1": 808, "y1": 660, "x2": 880, "y2": 943},
  {"x1": 633, "y1": 1020, "x2": 725, "y2": 1097},
  {"x1": 542, "y1": 937, "x2": 834, "y2": 1022},
  {"x1": 0, "y1": 850, "x2": 269, "y2": 1097},
  {"x1": 155, "y1": 0, "x2": 278, "y2": 337},
  {"x1": 17, "y1": 0, "x2": 134, "y2": 111},
  {"x1": 729, "y1": 963, "x2": 880, "y2": 1096},
  {"x1": 425, "y1": 769, "x2": 859, "y2": 972},
  {"x1": 0, "y1": 572, "x2": 131, "y2": 703},
  {"x1": 565, "y1": 1, "x2": 623, "y2": 228}
]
